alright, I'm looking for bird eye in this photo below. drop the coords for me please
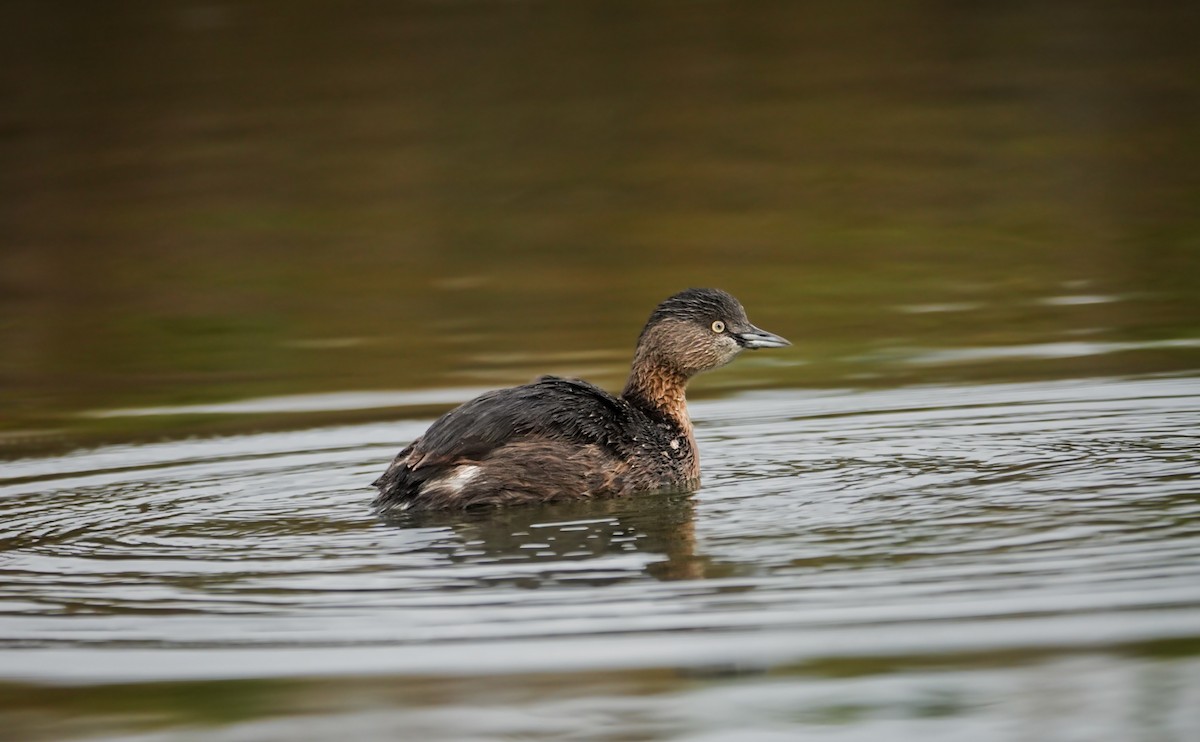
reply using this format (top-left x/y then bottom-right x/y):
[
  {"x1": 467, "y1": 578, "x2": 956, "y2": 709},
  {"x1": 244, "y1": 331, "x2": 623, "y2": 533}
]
[{"x1": 711, "y1": 320, "x2": 726, "y2": 333}]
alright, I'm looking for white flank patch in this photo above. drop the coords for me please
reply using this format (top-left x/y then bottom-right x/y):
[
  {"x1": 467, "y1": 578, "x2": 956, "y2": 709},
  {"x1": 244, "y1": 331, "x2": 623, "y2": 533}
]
[
  {"x1": 440, "y1": 465, "x2": 481, "y2": 494},
  {"x1": 669, "y1": 438, "x2": 680, "y2": 450}
]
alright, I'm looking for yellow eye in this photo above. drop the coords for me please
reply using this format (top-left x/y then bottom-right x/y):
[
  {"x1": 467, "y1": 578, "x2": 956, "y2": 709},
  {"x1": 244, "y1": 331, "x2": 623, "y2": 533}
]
[{"x1": 711, "y1": 320, "x2": 726, "y2": 333}]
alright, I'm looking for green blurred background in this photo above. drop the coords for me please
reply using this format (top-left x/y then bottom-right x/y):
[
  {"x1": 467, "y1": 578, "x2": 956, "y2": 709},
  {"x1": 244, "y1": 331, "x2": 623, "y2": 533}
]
[{"x1": 1, "y1": 0, "x2": 1198, "y2": 450}]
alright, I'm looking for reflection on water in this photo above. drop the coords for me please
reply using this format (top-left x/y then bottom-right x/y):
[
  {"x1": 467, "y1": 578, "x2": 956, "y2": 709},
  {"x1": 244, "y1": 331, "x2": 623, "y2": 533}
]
[
  {"x1": 902, "y1": 337, "x2": 1200, "y2": 364},
  {"x1": 399, "y1": 494, "x2": 710, "y2": 584},
  {"x1": 2, "y1": 376, "x2": 1198, "y2": 739}
]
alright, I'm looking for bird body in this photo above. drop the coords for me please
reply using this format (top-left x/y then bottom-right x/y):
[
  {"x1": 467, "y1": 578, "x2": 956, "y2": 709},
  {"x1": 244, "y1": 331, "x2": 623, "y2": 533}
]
[{"x1": 372, "y1": 288, "x2": 788, "y2": 513}]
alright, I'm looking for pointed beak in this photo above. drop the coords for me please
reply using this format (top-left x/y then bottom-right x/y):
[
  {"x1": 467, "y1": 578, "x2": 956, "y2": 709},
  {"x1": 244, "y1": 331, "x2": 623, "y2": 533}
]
[{"x1": 736, "y1": 324, "x2": 791, "y2": 349}]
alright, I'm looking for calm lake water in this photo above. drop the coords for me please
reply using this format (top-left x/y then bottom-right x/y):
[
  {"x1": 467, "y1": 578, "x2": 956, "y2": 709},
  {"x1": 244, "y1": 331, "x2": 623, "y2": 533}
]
[{"x1": 2, "y1": 1, "x2": 1200, "y2": 740}]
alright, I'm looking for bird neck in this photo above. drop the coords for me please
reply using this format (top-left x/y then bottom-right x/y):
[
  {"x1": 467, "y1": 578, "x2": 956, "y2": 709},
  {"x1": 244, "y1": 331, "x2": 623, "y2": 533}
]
[{"x1": 621, "y1": 354, "x2": 691, "y2": 430}]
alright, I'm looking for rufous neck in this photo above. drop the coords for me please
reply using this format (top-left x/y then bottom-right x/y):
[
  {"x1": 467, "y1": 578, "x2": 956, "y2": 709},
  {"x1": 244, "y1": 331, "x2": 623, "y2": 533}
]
[{"x1": 621, "y1": 355, "x2": 690, "y2": 427}]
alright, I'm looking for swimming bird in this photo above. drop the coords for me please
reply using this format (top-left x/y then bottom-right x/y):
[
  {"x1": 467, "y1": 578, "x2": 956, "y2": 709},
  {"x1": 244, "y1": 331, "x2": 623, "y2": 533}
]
[{"x1": 372, "y1": 288, "x2": 789, "y2": 513}]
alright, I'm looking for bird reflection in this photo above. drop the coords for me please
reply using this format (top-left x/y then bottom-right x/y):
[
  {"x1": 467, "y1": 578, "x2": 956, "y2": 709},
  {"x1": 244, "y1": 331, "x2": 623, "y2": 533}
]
[{"x1": 385, "y1": 492, "x2": 713, "y2": 582}]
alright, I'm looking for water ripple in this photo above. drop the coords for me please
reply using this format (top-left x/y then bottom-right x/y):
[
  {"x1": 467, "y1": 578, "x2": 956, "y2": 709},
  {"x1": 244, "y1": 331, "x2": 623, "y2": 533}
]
[{"x1": 1, "y1": 375, "x2": 1198, "y2": 685}]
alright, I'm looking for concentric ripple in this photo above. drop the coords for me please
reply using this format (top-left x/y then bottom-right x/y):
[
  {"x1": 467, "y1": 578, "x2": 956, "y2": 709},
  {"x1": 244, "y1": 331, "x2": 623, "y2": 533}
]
[{"x1": 1, "y1": 376, "x2": 1199, "y2": 691}]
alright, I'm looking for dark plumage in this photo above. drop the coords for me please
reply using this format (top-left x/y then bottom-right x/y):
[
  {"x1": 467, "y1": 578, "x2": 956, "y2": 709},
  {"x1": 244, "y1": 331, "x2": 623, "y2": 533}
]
[{"x1": 372, "y1": 288, "x2": 789, "y2": 513}]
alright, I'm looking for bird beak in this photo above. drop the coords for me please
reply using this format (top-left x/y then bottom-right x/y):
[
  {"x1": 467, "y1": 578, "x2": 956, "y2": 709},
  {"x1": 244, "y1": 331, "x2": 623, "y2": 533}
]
[{"x1": 737, "y1": 325, "x2": 791, "y2": 349}]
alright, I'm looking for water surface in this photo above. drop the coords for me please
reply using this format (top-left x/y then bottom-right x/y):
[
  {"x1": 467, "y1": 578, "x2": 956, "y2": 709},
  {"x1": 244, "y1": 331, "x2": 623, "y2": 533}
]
[
  {"x1": 2, "y1": 0, "x2": 1199, "y2": 449},
  {"x1": 2, "y1": 1, "x2": 1199, "y2": 739},
  {"x1": 3, "y1": 375, "x2": 1199, "y2": 740}
]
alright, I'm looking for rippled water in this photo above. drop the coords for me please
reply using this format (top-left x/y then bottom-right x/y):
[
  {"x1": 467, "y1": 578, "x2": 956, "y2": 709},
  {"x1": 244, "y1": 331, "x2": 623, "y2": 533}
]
[{"x1": 3, "y1": 375, "x2": 1198, "y2": 740}]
